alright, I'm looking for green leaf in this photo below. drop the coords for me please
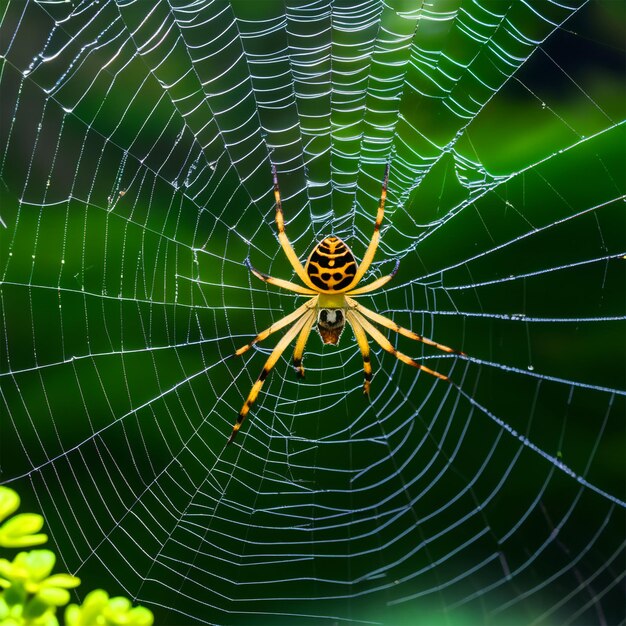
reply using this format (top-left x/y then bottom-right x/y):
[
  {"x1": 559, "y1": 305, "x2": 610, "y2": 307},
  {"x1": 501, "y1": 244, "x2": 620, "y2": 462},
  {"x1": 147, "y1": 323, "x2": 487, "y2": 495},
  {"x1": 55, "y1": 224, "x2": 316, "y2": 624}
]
[
  {"x1": 0, "y1": 558, "x2": 13, "y2": 580},
  {"x1": 127, "y1": 606, "x2": 154, "y2": 626},
  {"x1": 23, "y1": 594, "x2": 51, "y2": 619},
  {"x1": 0, "y1": 488, "x2": 20, "y2": 523},
  {"x1": 3, "y1": 581, "x2": 27, "y2": 606},
  {"x1": 63, "y1": 591, "x2": 154, "y2": 626},
  {"x1": 37, "y1": 586, "x2": 71, "y2": 606},
  {"x1": 0, "y1": 533, "x2": 49, "y2": 549},
  {"x1": 65, "y1": 589, "x2": 109, "y2": 626},
  {"x1": 82, "y1": 589, "x2": 109, "y2": 606},
  {"x1": 106, "y1": 596, "x2": 131, "y2": 614},
  {"x1": 1, "y1": 513, "x2": 44, "y2": 536},
  {"x1": 0, "y1": 595, "x2": 9, "y2": 619},
  {"x1": 22, "y1": 550, "x2": 55, "y2": 582},
  {"x1": 41, "y1": 573, "x2": 81, "y2": 589},
  {"x1": 0, "y1": 513, "x2": 48, "y2": 548},
  {"x1": 64, "y1": 604, "x2": 81, "y2": 626}
]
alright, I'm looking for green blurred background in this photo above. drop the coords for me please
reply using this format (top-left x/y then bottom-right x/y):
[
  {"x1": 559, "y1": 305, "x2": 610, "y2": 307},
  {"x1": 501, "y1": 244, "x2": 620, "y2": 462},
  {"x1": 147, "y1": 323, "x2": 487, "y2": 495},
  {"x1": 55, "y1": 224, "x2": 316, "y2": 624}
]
[{"x1": 1, "y1": 1, "x2": 624, "y2": 624}]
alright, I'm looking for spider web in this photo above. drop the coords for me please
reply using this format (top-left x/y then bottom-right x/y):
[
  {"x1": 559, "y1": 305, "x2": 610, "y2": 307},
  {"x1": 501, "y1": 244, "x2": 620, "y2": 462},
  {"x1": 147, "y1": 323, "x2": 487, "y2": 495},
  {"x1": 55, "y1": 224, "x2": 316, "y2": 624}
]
[{"x1": 1, "y1": 1, "x2": 625, "y2": 624}]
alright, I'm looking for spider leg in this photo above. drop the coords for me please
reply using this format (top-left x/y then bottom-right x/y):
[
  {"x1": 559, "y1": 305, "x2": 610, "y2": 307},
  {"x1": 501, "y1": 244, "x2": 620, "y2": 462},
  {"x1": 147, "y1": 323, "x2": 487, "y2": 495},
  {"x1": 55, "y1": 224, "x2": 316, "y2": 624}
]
[
  {"x1": 228, "y1": 312, "x2": 312, "y2": 445},
  {"x1": 350, "y1": 310, "x2": 449, "y2": 382},
  {"x1": 271, "y1": 163, "x2": 319, "y2": 291},
  {"x1": 345, "y1": 311, "x2": 373, "y2": 395},
  {"x1": 346, "y1": 297, "x2": 465, "y2": 356},
  {"x1": 292, "y1": 310, "x2": 317, "y2": 378},
  {"x1": 235, "y1": 297, "x2": 318, "y2": 356},
  {"x1": 344, "y1": 259, "x2": 399, "y2": 296},
  {"x1": 342, "y1": 163, "x2": 390, "y2": 291},
  {"x1": 246, "y1": 258, "x2": 317, "y2": 295}
]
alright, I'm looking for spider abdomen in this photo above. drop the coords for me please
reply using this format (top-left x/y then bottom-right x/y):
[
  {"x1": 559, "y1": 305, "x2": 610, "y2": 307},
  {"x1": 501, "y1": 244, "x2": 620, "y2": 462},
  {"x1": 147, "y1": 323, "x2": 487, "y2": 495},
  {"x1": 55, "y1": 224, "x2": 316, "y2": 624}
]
[
  {"x1": 305, "y1": 236, "x2": 357, "y2": 292},
  {"x1": 317, "y1": 308, "x2": 346, "y2": 345}
]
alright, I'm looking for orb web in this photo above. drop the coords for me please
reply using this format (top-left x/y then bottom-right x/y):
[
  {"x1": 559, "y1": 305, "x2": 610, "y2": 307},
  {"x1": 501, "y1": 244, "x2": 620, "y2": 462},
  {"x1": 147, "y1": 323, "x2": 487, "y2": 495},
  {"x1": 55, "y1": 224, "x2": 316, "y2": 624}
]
[{"x1": 1, "y1": 1, "x2": 624, "y2": 624}]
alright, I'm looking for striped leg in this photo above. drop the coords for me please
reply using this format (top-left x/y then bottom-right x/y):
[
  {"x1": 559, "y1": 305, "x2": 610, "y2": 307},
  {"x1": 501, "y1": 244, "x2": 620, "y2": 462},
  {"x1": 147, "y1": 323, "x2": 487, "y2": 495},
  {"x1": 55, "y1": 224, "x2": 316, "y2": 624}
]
[
  {"x1": 235, "y1": 298, "x2": 317, "y2": 356},
  {"x1": 292, "y1": 310, "x2": 317, "y2": 378},
  {"x1": 351, "y1": 310, "x2": 449, "y2": 382},
  {"x1": 343, "y1": 163, "x2": 390, "y2": 291},
  {"x1": 345, "y1": 260, "x2": 399, "y2": 296},
  {"x1": 345, "y1": 311, "x2": 373, "y2": 395},
  {"x1": 347, "y1": 297, "x2": 465, "y2": 356},
  {"x1": 271, "y1": 163, "x2": 318, "y2": 291},
  {"x1": 246, "y1": 258, "x2": 317, "y2": 295},
  {"x1": 228, "y1": 312, "x2": 311, "y2": 445}
]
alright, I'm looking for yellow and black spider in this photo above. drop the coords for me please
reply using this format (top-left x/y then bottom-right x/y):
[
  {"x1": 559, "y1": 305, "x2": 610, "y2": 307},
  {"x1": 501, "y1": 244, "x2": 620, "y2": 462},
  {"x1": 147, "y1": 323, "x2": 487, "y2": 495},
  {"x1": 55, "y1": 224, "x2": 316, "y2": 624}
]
[{"x1": 228, "y1": 163, "x2": 463, "y2": 444}]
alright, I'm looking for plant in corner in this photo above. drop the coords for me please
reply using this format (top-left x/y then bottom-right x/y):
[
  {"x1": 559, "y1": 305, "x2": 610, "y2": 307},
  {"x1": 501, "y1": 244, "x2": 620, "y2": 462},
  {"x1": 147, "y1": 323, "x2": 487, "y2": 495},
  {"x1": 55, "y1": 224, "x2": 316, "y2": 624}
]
[{"x1": 0, "y1": 486, "x2": 154, "y2": 626}]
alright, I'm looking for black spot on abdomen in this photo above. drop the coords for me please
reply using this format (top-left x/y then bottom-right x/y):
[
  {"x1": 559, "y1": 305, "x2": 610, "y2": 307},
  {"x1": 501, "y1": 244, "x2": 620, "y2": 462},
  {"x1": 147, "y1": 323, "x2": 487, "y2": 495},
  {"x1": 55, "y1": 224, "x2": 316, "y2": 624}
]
[{"x1": 306, "y1": 237, "x2": 357, "y2": 291}]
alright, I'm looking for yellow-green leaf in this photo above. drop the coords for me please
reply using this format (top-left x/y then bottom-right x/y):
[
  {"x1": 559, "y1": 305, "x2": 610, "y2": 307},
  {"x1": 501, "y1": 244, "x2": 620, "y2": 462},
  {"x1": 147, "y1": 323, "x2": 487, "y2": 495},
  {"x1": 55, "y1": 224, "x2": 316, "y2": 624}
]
[
  {"x1": 64, "y1": 604, "x2": 80, "y2": 626},
  {"x1": 0, "y1": 511, "x2": 49, "y2": 548},
  {"x1": 106, "y1": 596, "x2": 132, "y2": 614},
  {"x1": 82, "y1": 589, "x2": 109, "y2": 606},
  {"x1": 0, "y1": 487, "x2": 20, "y2": 522},
  {"x1": 38, "y1": 586, "x2": 71, "y2": 606},
  {"x1": 1, "y1": 533, "x2": 49, "y2": 548},
  {"x1": 65, "y1": 589, "x2": 109, "y2": 626},
  {"x1": 0, "y1": 513, "x2": 44, "y2": 537},
  {"x1": 128, "y1": 606, "x2": 154, "y2": 626},
  {"x1": 0, "y1": 558, "x2": 13, "y2": 579},
  {"x1": 23, "y1": 550, "x2": 55, "y2": 582},
  {"x1": 42, "y1": 573, "x2": 81, "y2": 589}
]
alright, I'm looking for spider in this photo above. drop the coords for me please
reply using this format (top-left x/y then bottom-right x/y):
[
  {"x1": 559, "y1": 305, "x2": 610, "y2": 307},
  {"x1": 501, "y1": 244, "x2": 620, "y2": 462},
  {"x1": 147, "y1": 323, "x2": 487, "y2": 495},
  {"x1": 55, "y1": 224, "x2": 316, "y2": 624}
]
[{"x1": 227, "y1": 163, "x2": 463, "y2": 445}]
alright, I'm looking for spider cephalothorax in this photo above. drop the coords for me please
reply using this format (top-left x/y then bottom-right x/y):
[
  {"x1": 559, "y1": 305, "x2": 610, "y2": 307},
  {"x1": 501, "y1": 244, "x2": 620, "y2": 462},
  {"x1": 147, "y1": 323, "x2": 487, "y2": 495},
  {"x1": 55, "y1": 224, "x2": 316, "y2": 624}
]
[{"x1": 228, "y1": 163, "x2": 463, "y2": 445}]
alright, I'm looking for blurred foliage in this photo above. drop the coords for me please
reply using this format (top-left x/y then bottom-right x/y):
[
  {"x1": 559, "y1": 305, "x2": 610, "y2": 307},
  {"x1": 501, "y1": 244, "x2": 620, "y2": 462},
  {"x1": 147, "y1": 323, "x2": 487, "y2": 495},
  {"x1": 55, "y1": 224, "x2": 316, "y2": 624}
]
[
  {"x1": 0, "y1": 488, "x2": 154, "y2": 626},
  {"x1": 0, "y1": 1, "x2": 624, "y2": 625}
]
